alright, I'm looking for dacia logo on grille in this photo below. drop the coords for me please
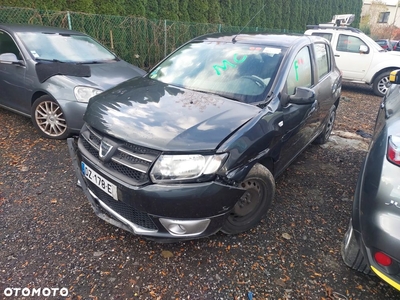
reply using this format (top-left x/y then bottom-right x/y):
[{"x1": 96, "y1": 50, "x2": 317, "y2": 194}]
[{"x1": 99, "y1": 139, "x2": 114, "y2": 162}]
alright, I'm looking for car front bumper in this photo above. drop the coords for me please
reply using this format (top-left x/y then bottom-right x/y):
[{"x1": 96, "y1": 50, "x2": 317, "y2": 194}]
[
  {"x1": 58, "y1": 100, "x2": 87, "y2": 133},
  {"x1": 67, "y1": 138, "x2": 245, "y2": 241}
]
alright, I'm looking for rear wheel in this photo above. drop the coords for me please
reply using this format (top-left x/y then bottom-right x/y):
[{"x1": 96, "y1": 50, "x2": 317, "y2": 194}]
[
  {"x1": 341, "y1": 219, "x2": 372, "y2": 275},
  {"x1": 373, "y1": 71, "x2": 391, "y2": 97},
  {"x1": 313, "y1": 105, "x2": 336, "y2": 145},
  {"x1": 31, "y1": 95, "x2": 70, "y2": 139},
  {"x1": 221, "y1": 164, "x2": 275, "y2": 234}
]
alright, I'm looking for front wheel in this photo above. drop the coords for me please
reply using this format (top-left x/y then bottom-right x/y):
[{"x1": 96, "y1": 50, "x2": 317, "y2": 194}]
[
  {"x1": 31, "y1": 95, "x2": 70, "y2": 139},
  {"x1": 221, "y1": 164, "x2": 275, "y2": 235},
  {"x1": 373, "y1": 71, "x2": 391, "y2": 97}
]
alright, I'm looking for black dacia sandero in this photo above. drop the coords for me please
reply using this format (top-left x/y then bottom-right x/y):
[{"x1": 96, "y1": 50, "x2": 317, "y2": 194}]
[{"x1": 68, "y1": 33, "x2": 342, "y2": 241}]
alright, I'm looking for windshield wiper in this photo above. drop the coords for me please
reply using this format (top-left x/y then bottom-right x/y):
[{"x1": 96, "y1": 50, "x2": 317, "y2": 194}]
[{"x1": 35, "y1": 58, "x2": 66, "y2": 63}]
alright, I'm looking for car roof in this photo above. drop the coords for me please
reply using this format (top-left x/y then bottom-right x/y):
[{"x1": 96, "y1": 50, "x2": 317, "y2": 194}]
[
  {"x1": 0, "y1": 23, "x2": 85, "y2": 35},
  {"x1": 190, "y1": 33, "x2": 315, "y2": 49}
]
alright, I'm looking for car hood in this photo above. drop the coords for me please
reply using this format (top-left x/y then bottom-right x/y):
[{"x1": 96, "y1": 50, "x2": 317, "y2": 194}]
[
  {"x1": 76, "y1": 60, "x2": 146, "y2": 90},
  {"x1": 84, "y1": 77, "x2": 262, "y2": 151},
  {"x1": 386, "y1": 51, "x2": 400, "y2": 57},
  {"x1": 44, "y1": 60, "x2": 146, "y2": 91}
]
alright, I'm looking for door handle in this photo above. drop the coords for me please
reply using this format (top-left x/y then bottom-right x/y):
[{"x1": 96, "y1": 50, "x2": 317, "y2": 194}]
[{"x1": 335, "y1": 55, "x2": 340, "y2": 57}]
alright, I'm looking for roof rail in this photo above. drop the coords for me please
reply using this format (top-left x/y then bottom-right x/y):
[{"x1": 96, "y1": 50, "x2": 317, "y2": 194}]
[{"x1": 306, "y1": 25, "x2": 362, "y2": 33}]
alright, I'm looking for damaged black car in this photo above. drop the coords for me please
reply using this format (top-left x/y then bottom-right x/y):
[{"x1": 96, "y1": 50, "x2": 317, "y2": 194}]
[{"x1": 68, "y1": 33, "x2": 342, "y2": 241}]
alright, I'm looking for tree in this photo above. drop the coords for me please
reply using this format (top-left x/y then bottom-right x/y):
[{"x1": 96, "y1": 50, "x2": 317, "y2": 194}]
[
  {"x1": 208, "y1": 0, "x2": 221, "y2": 24},
  {"x1": 93, "y1": 0, "x2": 125, "y2": 16},
  {"x1": 219, "y1": 0, "x2": 233, "y2": 25},
  {"x1": 247, "y1": 0, "x2": 264, "y2": 28},
  {"x1": 178, "y1": 0, "x2": 190, "y2": 22},
  {"x1": 146, "y1": 0, "x2": 158, "y2": 19},
  {"x1": 289, "y1": 0, "x2": 302, "y2": 30},
  {"x1": 281, "y1": 0, "x2": 291, "y2": 30},
  {"x1": 125, "y1": 0, "x2": 146, "y2": 17},
  {"x1": 158, "y1": 0, "x2": 179, "y2": 20},
  {"x1": 187, "y1": 0, "x2": 209, "y2": 23}
]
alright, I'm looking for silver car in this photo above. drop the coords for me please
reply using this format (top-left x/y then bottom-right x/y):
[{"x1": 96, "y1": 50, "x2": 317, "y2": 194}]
[
  {"x1": 341, "y1": 69, "x2": 400, "y2": 291},
  {"x1": 0, "y1": 24, "x2": 145, "y2": 139}
]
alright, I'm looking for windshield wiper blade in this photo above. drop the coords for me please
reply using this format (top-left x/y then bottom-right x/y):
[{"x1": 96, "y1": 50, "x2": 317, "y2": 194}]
[{"x1": 35, "y1": 58, "x2": 66, "y2": 63}]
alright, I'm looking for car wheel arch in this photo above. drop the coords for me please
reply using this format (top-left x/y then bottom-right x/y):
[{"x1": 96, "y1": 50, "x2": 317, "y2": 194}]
[
  {"x1": 31, "y1": 91, "x2": 54, "y2": 106},
  {"x1": 371, "y1": 68, "x2": 397, "y2": 96}
]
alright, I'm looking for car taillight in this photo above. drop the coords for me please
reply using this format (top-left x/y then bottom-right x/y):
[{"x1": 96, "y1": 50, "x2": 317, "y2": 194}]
[
  {"x1": 375, "y1": 251, "x2": 393, "y2": 266},
  {"x1": 388, "y1": 135, "x2": 400, "y2": 166}
]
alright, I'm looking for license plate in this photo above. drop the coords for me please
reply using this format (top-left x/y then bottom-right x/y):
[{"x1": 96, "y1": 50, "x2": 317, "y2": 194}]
[{"x1": 81, "y1": 162, "x2": 118, "y2": 200}]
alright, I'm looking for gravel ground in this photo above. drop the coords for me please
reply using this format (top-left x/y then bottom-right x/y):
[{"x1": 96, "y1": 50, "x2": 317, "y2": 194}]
[{"x1": 0, "y1": 83, "x2": 399, "y2": 300}]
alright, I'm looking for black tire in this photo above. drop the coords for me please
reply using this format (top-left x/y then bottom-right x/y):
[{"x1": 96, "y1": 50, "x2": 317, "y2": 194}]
[
  {"x1": 221, "y1": 163, "x2": 275, "y2": 234},
  {"x1": 372, "y1": 71, "x2": 392, "y2": 97},
  {"x1": 341, "y1": 219, "x2": 373, "y2": 275},
  {"x1": 313, "y1": 105, "x2": 336, "y2": 145},
  {"x1": 31, "y1": 95, "x2": 70, "y2": 139}
]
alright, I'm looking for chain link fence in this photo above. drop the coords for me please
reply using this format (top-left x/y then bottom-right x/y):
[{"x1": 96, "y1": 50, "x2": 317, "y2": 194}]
[{"x1": 0, "y1": 6, "x2": 301, "y2": 70}]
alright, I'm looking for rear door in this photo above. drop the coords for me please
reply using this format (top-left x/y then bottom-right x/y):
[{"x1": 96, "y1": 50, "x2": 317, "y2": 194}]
[
  {"x1": 275, "y1": 41, "x2": 339, "y2": 175},
  {"x1": 0, "y1": 30, "x2": 28, "y2": 114}
]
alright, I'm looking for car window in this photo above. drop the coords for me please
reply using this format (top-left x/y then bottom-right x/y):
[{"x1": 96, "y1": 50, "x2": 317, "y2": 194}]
[
  {"x1": 16, "y1": 32, "x2": 116, "y2": 63},
  {"x1": 314, "y1": 43, "x2": 331, "y2": 80},
  {"x1": 337, "y1": 34, "x2": 367, "y2": 53},
  {"x1": 286, "y1": 46, "x2": 312, "y2": 95},
  {"x1": 311, "y1": 32, "x2": 333, "y2": 42},
  {"x1": 148, "y1": 41, "x2": 285, "y2": 103},
  {"x1": 0, "y1": 31, "x2": 22, "y2": 59}
]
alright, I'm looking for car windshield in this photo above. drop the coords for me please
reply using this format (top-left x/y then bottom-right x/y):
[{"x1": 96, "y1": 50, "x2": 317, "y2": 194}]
[
  {"x1": 148, "y1": 41, "x2": 284, "y2": 103},
  {"x1": 17, "y1": 31, "x2": 116, "y2": 63}
]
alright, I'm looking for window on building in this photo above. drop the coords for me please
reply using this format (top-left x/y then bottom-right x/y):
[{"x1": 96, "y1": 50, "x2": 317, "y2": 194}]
[{"x1": 378, "y1": 12, "x2": 390, "y2": 23}]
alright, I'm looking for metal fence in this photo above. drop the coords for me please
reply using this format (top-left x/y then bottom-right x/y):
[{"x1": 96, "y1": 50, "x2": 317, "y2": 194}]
[{"x1": 0, "y1": 6, "x2": 301, "y2": 70}]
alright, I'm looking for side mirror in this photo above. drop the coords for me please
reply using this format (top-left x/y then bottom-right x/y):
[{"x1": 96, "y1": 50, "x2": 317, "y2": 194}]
[
  {"x1": 0, "y1": 53, "x2": 24, "y2": 65},
  {"x1": 389, "y1": 69, "x2": 400, "y2": 84},
  {"x1": 359, "y1": 45, "x2": 368, "y2": 53},
  {"x1": 288, "y1": 87, "x2": 315, "y2": 105}
]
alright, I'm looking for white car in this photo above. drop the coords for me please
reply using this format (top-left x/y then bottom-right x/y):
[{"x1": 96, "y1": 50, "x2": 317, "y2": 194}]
[{"x1": 305, "y1": 25, "x2": 400, "y2": 96}]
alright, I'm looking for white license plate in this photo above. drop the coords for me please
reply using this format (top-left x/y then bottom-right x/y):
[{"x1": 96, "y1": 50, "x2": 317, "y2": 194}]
[{"x1": 81, "y1": 162, "x2": 118, "y2": 200}]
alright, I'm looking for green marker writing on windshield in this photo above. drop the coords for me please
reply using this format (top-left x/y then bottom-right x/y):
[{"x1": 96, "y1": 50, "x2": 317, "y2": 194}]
[{"x1": 294, "y1": 60, "x2": 299, "y2": 81}]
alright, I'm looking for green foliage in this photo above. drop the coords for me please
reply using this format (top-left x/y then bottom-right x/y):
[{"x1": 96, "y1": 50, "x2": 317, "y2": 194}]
[
  {"x1": 64, "y1": 0, "x2": 94, "y2": 14},
  {"x1": 146, "y1": 0, "x2": 158, "y2": 19},
  {"x1": 158, "y1": 0, "x2": 179, "y2": 21},
  {"x1": 1, "y1": 0, "x2": 363, "y2": 29},
  {"x1": 208, "y1": 0, "x2": 221, "y2": 24},
  {"x1": 178, "y1": 0, "x2": 190, "y2": 22},
  {"x1": 125, "y1": 0, "x2": 146, "y2": 17},
  {"x1": 92, "y1": 0, "x2": 125, "y2": 16},
  {"x1": 187, "y1": 0, "x2": 209, "y2": 24},
  {"x1": 219, "y1": 0, "x2": 233, "y2": 25}
]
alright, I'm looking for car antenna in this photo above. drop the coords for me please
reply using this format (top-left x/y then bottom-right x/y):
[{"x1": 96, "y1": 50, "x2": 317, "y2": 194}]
[{"x1": 232, "y1": 1, "x2": 268, "y2": 43}]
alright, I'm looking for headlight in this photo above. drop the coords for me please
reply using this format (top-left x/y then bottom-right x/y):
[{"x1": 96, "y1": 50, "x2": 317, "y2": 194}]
[
  {"x1": 74, "y1": 86, "x2": 103, "y2": 103},
  {"x1": 150, "y1": 153, "x2": 227, "y2": 182}
]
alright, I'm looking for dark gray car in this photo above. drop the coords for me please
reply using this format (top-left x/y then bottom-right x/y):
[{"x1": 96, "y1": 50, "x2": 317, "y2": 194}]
[
  {"x1": 0, "y1": 24, "x2": 145, "y2": 139},
  {"x1": 341, "y1": 70, "x2": 400, "y2": 291}
]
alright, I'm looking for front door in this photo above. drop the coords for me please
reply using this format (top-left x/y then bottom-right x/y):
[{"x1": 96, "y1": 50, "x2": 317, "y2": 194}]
[{"x1": 0, "y1": 30, "x2": 28, "y2": 114}]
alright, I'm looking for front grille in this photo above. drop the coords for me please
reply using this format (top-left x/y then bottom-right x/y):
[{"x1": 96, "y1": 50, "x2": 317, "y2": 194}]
[
  {"x1": 89, "y1": 182, "x2": 158, "y2": 231},
  {"x1": 80, "y1": 125, "x2": 161, "y2": 186}
]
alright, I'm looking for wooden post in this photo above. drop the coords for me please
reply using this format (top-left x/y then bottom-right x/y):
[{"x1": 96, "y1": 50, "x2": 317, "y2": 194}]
[{"x1": 110, "y1": 30, "x2": 114, "y2": 50}]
